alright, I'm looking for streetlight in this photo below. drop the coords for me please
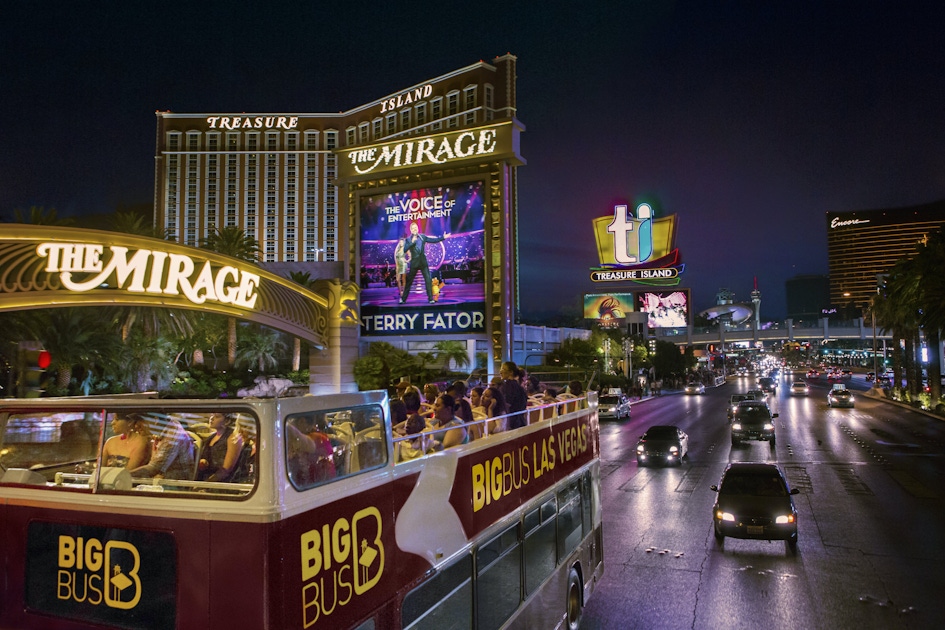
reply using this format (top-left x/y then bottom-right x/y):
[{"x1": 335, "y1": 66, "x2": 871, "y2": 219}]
[{"x1": 623, "y1": 338, "x2": 634, "y2": 379}]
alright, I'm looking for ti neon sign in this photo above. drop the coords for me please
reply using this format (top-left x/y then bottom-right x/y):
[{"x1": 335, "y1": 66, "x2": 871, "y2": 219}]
[
  {"x1": 591, "y1": 203, "x2": 683, "y2": 286},
  {"x1": 36, "y1": 243, "x2": 260, "y2": 309}
]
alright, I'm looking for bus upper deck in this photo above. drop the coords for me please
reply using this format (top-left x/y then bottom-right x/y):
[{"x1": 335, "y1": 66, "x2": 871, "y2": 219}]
[{"x1": 0, "y1": 390, "x2": 602, "y2": 630}]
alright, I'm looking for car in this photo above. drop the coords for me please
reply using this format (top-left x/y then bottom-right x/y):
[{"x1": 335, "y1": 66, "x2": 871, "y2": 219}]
[
  {"x1": 865, "y1": 371, "x2": 875, "y2": 382},
  {"x1": 728, "y1": 394, "x2": 749, "y2": 419},
  {"x1": 711, "y1": 462, "x2": 799, "y2": 553},
  {"x1": 636, "y1": 425, "x2": 689, "y2": 466},
  {"x1": 827, "y1": 384, "x2": 854, "y2": 408},
  {"x1": 758, "y1": 377, "x2": 777, "y2": 394},
  {"x1": 745, "y1": 388, "x2": 766, "y2": 402},
  {"x1": 684, "y1": 382, "x2": 706, "y2": 395},
  {"x1": 731, "y1": 400, "x2": 778, "y2": 446},
  {"x1": 789, "y1": 381, "x2": 809, "y2": 396},
  {"x1": 598, "y1": 392, "x2": 631, "y2": 420},
  {"x1": 841, "y1": 369, "x2": 853, "y2": 378},
  {"x1": 806, "y1": 369, "x2": 819, "y2": 378}
]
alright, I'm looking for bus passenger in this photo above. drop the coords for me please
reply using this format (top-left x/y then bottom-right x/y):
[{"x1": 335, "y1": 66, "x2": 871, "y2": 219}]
[
  {"x1": 196, "y1": 413, "x2": 243, "y2": 482},
  {"x1": 102, "y1": 412, "x2": 151, "y2": 470},
  {"x1": 131, "y1": 416, "x2": 195, "y2": 480},
  {"x1": 230, "y1": 417, "x2": 257, "y2": 485},
  {"x1": 286, "y1": 415, "x2": 336, "y2": 486},
  {"x1": 482, "y1": 386, "x2": 508, "y2": 435},
  {"x1": 499, "y1": 361, "x2": 528, "y2": 430},
  {"x1": 430, "y1": 394, "x2": 468, "y2": 450},
  {"x1": 396, "y1": 414, "x2": 431, "y2": 462}
]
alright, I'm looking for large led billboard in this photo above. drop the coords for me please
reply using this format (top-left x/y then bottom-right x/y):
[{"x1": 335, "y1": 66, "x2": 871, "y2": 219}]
[
  {"x1": 635, "y1": 290, "x2": 690, "y2": 328},
  {"x1": 583, "y1": 293, "x2": 634, "y2": 328},
  {"x1": 359, "y1": 181, "x2": 486, "y2": 336}
]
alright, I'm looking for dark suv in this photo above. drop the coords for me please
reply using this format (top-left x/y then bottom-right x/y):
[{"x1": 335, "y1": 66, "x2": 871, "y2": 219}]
[
  {"x1": 758, "y1": 377, "x2": 777, "y2": 394},
  {"x1": 731, "y1": 400, "x2": 778, "y2": 447}
]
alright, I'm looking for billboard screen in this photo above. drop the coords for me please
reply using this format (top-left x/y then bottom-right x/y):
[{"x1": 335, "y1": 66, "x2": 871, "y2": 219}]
[
  {"x1": 635, "y1": 290, "x2": 690, "y2": 328},
  {"x1": 583, "y1": 293, "x2": 634, "y2": 328},
  {"x1": 359, "y1": 182, "x2": 486, "y2": 336}
]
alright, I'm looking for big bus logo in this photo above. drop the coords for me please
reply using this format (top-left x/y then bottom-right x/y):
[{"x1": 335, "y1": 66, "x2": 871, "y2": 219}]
[
  {"x1": 57, "y1": 535, "x2": 142, "y2": 609},
  {"x1": 300, "y1": 506, "x2": 384, "y2": 627}
]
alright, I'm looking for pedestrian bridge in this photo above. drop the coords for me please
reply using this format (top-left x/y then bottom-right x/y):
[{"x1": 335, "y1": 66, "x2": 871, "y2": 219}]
[{"x1": 654, "y1": 318, "x2": 892, "y2": 347}]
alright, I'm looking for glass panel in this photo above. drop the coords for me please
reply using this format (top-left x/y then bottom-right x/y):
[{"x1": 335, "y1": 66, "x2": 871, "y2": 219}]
[
  {"x1": 524, "y1": 519, "x2": 556, "y2": 595},
  {"x1": 286, "y1": 404, "x2": 387, "y2": 490},
  {"x1": 476, "y1": 525, "x2": 521, "y2": 630},
  {"x1": 556, "y1": 481, "x2": 583, "y2": 560},
  {"x1": 402, "y1": 555, "x2": 472, "y2": 630}
]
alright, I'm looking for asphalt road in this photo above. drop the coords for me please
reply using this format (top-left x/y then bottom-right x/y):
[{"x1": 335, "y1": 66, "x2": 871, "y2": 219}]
[{"x1": 581, "y1": 373, "x2": 945, "y2": 630}]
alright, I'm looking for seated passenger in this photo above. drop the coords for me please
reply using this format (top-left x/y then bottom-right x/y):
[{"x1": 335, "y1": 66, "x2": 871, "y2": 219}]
[
  {"x1": 430, "y1": 394, "x2": 468, "y2": 450},
  {"x1": 130, "y1": 416, "x2": 195, "y2": 480},
  {"x1": 287, "y1": 415, "x2": 336, "y2": 487},
  {"x1": 481, "y1": 386, "x2": 509, "y2": 436},
  {"x1": 230, "y1": 417, "x2": 257, "y2": 485},
  {"x1": 102, "y1": 413, "x2": 151, "y2": 470},
  {"x1": 196, "y1": 413, "x2": 243, "y2": 482},
  {"x1": 396, "y1": 414, "x2": 432, "y2": 462}
]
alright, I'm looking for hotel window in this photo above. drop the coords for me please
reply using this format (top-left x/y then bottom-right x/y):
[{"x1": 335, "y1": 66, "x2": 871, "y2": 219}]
[
  {"x1": 386, "y1": 113, "x2": 396, "y2": 135},
  {"x1": 446, "y1": 92, "x2": 459, "y2": 128},
  {"x1": 431, "y1": 97, "x2": 442, "y2": 130},
  {"x1": 325, "y1": 131, "x2": 337, "y2": 150},
  {"x1": 266, "y1": 133, "x2": 278, "y2": 151},
  {"x1": 304, "y1": 132, "x2": 319, "y2": 151},
  {"x1": 359, "y1": 123, "x2": 369, "y2": 143},
  {"x1": 247, "y1": 133, "x2": 259, "y2": 151},
  {"x1": 287, "y1": 133, "x2": 298, "y2": 151},
  {"x1": 187, "y1": 134, "x2": 200, "y2": 151},
  {"x1": 207, "y1": 133, "x2": 219, "y2": 151},
  {"x1": 373, "y1": 118, "x2": 382, "y2": 138},
  {"x1": 346, "y1": 127, "x2": 356, "y2": 146},
  {"x1": 415, "y1": 102, "x2": 427, "y2": 127},
  {"x1": 400, "y1": 108, "x2": 410, "y2": 131},
  {"x1": 227, "y1": 134, "x2": 239, "y2": 150},
  {"x1": 464, "y1": 86, "x2": 477, "y2": 110},
  {"x1": 168, "y1": 133, "x2": 180, "y2": 151},
  {"x1": 485, "y1": 85, "x2": 494, "y2": 121}
]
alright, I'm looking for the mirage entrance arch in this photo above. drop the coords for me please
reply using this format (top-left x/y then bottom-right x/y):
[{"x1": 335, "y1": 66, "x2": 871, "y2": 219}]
[{"x1": 0, "y1": 225, "x2": 359, "y2": 393}]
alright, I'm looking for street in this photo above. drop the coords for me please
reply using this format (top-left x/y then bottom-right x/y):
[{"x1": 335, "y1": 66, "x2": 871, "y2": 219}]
[{"x1": 582, "y1": 374, "x2": 945, "y2": 630}]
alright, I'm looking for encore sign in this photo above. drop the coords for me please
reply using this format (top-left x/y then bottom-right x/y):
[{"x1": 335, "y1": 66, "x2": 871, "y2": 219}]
[{"x1": 36, "y1": 243, "x2": 261, "y2": 309}]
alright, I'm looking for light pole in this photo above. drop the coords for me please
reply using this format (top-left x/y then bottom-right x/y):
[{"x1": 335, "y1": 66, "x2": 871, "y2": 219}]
[
  {"x1": 623, "y1": 338, "x2": 634, "y2": 379},
  {"x1": 602, "y1": 338, "x2": 612, "y2": 374}
]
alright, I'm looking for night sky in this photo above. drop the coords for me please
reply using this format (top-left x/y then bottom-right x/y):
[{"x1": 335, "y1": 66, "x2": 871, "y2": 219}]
[{"x1": 4, "y1": 1, "x2": 945, "y2": 321}]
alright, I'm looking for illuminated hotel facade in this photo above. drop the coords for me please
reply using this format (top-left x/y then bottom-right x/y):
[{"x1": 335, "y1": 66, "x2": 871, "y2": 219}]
[
  {"x1": 154, "y1": 55, "x2": 525, "y2": 366},
  {"x1": 826, "y1": 199, "x2": 945, "y2": 309}
]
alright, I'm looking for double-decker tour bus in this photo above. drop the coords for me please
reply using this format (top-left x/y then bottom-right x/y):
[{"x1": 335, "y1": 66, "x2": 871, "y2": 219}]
[{"x1": 0, "y1": 390, "x2": 602, "y2": 630}]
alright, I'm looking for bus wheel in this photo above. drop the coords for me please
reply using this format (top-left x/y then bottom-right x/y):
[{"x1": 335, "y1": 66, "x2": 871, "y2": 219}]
[{"x1": 566, "y1": 566, "x2": 583, "y2": 630}]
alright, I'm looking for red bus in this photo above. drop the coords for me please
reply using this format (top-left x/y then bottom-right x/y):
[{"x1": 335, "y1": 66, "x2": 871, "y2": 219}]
[{"x1": 0, "y1": 390, "x2": 602, "y2": 630}]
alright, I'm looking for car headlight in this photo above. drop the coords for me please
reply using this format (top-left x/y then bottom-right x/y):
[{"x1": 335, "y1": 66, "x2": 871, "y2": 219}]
[
  {"x1": 669, "y1": 445, "x2": 679, "y2": 454},
  {"x1": 731, "y1": 423, "x2": 742, "y2": 430},
  {"x1": 716, "y1": 511, "x2": 735, "y2": 522},
  {"x1": 775, "y1": 514, "x2": 795, "y2": 524},
  {"x1": 636, "y1": 444, "x2": 644, "y2": 453},
  {"x1": 764, "y1": 423, "x2": 774, "y2": 430}
]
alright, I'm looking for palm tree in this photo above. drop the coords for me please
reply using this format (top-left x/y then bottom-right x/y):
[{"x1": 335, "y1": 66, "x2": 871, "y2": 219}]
[
  {"x1": 235, "y1": 325, "x2": 286, "y2": 373},
  {"x1": 13, "y1": 206, "x2": 74, "y2": 225},
  {"x1": 287, "y1": 271, "x2": 319, "y2": 372},
  {"x1": 434, "y1": 340, "x2": 470, "y2": 371},
  {"x1": 200, "y1": 227, "x2": 260, "y2": 369}
]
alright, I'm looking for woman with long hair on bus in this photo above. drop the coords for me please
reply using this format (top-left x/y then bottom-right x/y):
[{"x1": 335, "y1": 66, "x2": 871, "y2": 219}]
[
  {"x1": 230, "y1": 416, "x2": 257, "y2": 484},
  {"x1": 481, "y1": 385, "x2": 509, "y2": 436},
  {"x1": 430, "y1": 394, "x2": 468, "y2": 449},
  {"x1": 196, "y1": 413, "x2": 243, "y2": 482},
  {"x1": 101, "y1": 412, "x2": 151, "y2": 470}
]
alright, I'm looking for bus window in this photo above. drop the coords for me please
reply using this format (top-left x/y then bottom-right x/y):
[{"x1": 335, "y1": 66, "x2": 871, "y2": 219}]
[
  {"x1": 285, "y1": 404, "x2": 387, "y2": 491},
  {"x1": 476, "y1": 524, "x2": 522, "y2": 630},
  {"x1": 0, "y1": 411, "x2": 101, "y2": 485},
  {"x1": 524, "y1": 497, "x2": 557, "y2": 595},
  {"x1": 557, "y1": 480, "x2": 584, "y2": 560},
  {"x1": 402, "y1": 554, "x2": 473, "y2": 630},
  {"x1": 0, "y1": 408, "x2": 258, "y2": 498}
]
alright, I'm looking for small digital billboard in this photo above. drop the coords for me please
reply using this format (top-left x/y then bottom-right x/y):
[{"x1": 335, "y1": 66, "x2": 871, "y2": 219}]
[
  {"x1": 583, "y1": 293, "x2": 634, "y2": 328},
  {"x1": 635, "y1": 290, "x2": 690, "y2": 328},
  {"x1": 359, "y1": 181, "x2": 486, "y2": 336}
]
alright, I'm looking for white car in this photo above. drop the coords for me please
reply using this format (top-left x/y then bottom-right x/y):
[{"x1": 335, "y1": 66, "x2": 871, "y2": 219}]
[
  {"x1": 685, "y1": 382, "x2": 706, "y2": 395},
  {"x1": 789, "y1": 381, "x2": 809, "y2": 396}
]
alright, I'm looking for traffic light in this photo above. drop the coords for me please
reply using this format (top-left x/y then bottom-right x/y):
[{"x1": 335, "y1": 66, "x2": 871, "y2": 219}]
[{"x1": 19, "y1": 348, "x2": 51, "y2": 398}]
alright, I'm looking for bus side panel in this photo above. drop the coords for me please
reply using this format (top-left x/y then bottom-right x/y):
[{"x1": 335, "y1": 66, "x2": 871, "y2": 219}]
[
  {"x1": 207, "y1": 519, "x2": 278, "y2": 630},
  {"x1": 278, "y1": 473, "x2": 432, "y2": 630},
  {"x1": 0, "y1": 501, "x2": 211, "y2": 630}
]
